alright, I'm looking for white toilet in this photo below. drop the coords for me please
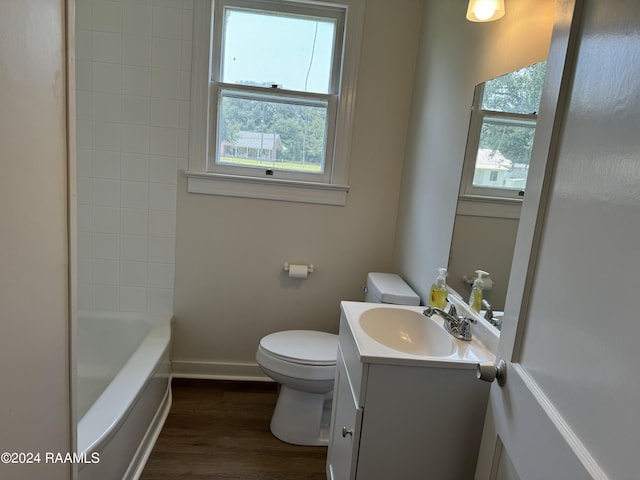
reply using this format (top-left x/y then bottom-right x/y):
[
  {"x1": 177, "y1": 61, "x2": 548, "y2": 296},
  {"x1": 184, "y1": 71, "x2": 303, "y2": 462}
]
[{"x1": 256, "y1": 272, "x2": 420, "y2": 446}]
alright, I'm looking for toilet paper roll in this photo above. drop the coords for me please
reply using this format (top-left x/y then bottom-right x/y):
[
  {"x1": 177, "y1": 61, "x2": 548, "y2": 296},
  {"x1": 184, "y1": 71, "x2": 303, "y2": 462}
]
[{"x1": 288, "y1": 264, "x2": 309, "y2": 279}]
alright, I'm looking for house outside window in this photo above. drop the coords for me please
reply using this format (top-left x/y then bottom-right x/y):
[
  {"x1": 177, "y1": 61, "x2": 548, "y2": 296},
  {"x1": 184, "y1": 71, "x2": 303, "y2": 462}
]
[{"x1": 186, "y1": 0, "x2": 365, "y2": 205}]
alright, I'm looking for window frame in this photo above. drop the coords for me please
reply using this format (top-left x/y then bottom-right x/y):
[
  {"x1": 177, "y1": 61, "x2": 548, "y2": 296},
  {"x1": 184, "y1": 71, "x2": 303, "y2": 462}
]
[
  {"x1": 186, "y1": 0, "x2": 364, "y2": 206},
  {"x1": 460, "y1": 83, "x2": 538, "y2": 203}
]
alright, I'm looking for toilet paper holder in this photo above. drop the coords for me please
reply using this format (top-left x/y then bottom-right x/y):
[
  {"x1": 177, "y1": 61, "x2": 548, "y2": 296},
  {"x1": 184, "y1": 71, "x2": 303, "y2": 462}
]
[{"x1": 283, "y1": 262, "x2": 314, "y2": 274}]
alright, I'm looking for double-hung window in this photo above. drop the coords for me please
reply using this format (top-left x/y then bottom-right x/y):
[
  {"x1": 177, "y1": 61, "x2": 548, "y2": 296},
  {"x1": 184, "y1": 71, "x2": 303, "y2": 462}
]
[
  {"x1": 460, "y1": 61, "x2": 546, "y2": 202},
  {"x1": 187, "y1": 0, "x2": 364, "y2": 205}
]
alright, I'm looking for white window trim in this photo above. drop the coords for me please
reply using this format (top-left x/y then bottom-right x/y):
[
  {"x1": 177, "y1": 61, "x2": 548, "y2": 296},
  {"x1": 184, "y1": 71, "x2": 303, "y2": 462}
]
[{"x1": 186, "y1": 0, "x2": 364, "y2": 206}]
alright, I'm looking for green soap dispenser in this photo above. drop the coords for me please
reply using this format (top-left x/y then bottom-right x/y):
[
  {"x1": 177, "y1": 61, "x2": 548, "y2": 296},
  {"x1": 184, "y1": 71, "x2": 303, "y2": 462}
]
[
  {"x1": 469, "y1": 270, "x2": 489, "y2": 313},
  {"x1": 429, "y1": 268, "x2": 449, "y2": 309}
]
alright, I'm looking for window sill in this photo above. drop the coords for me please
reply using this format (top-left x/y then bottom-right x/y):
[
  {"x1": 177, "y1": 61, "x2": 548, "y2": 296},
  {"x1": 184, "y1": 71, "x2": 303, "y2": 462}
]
[
  {"x1": 185, "y1": 171, "x2": 349, "y2": 206},
  {"x1": 456, "y1": 194, "x2": 522, "y2": 219}
]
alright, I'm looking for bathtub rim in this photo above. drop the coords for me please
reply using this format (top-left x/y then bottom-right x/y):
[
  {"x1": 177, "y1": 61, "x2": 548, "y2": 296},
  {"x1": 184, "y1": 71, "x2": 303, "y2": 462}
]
[{"x1": 77, "y1": 311, "x2": 172, "y2": 456}]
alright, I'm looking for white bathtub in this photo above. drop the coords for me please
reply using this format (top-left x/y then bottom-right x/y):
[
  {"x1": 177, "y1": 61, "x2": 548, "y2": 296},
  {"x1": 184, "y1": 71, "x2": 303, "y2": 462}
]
[{"x1": 77, "y1": 311, "x2": 172, "y2": 480}]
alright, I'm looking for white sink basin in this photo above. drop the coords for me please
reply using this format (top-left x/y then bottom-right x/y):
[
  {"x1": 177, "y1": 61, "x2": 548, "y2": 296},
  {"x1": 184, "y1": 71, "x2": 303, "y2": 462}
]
[{"x1": 358, "y1": 307, "x2": 456, "y2": 356}]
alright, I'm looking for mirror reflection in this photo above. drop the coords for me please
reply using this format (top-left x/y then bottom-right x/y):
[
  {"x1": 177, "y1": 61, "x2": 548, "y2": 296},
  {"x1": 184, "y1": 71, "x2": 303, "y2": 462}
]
[{"x1": 448, "y1": 62, "x2": 547, "y2": 330}]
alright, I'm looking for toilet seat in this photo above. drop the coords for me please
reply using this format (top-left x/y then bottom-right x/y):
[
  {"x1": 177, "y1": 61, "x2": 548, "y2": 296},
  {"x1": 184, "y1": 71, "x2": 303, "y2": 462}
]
[{"x1": 259, "y1": 330, "x2": 337, "y2": 366}]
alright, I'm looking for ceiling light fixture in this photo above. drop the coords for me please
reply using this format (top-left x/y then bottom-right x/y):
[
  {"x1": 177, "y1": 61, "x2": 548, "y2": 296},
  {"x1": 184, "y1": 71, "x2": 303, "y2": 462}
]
[{"x1": 466, "y1": 0, "x2": 505, "y2": 22}]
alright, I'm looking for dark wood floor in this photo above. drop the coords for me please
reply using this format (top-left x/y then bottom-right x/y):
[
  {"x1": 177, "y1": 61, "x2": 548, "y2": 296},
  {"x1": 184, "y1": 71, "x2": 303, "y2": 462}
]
[{"x1": 140, "y1": 378, "x2": 327, "y2": 480}]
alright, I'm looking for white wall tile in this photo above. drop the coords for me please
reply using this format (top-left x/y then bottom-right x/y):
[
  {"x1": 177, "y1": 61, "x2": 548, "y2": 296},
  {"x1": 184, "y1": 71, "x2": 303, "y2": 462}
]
[
  {"x1": 121, "y1": 153, "x2": 149, "y2": 181},
  {"x1": 92, "y1": 149, "x2": 121, "y2": 178},
  {"x1": 149, "y1": 183, "x2": 177, "y2": 210},
  {"x1": 149, "y1": 155, "x2": 177, "y2": 184},
  {"x1": 77, "y1": 0, "x2": 183, "y2": 313},
  {"x1": 178, "y1": 128, "x2": 189, "y2": 157},
  {"x1": 147, "y1": 263, "x2": 175, "y2": 289},
  {"x1": 150, "y1": 98, "x2": 179, "y2": 128},
  {"x1": 119, "y1": 286, "x2": 147, "y2": 311},
  {"x1": 123, "y1": 3, "x2": 152, "y2": 36},
  {"x1": 92, "y1": 121, "x2": 121, "y2": 151},
  {"x1": 93, "y1": 258, "x2": 119, "y2": 284},
  {"x1": 182, "y1": 8, "x2": 193, "y2": 40},
  {"x1": 180, "y1": 40, "x2": 192, "y2": 71},
  {"x1": 77, "y1": 177, "x2": 93, "y2": 203},
  {"x1": 77, "y1": 149, "x2": 92, "y2": 177},
  {"x1": 92, "y1": 92, "x2": 121, "y2": 122},
  {"x1": 148, "y1": 209, "x2": 176, "y2": 237},
  {"x1": 93, "y1": 285, "x2": 120, "y2": 311},
  {"x1": 77, "y1": 91, "x2": 92, "y2": 119},
  {"x1": 121, "y1": 208, "x2": 149, "y2": 235},
  {"x1": 78, "y1": 204, "x2": 93, "y2": 232},
  {"x1": 151, "y1": 67, "x2": 181, "y2": 98},
  {"x1": 153, "y1": 7, "x2": 183, "y2": 39},
  {"x1": 150, "y1": 126, "x2": 178, "y2": 155},
  {"x1": 180, "y1": 70, "x2": 191, "y2": 100},
  {"x1": 120, "y1": 261, "x2": 148, "y2": 287},
  {"x1": 78, "y1": 232, "x2": 93, "y2": 259},
  {"x1": 122, "y1": 95, "x2": 150, "y2": 124},
  {"x1": 92, "y1": 31, "x2": 122, "y2": 63},
  {"x1": 122, "y1": 124, "x2": 150, "y2": 153},
  {"x1": 122, "y1": 65, "x2": 152, "y2": 96},
  {"x1": 148, "y1": 236, "x2": 175, "y2": 263},
  {"x1": 78, "y1": 258, "x2": 93, "y2": 288},
  {"x1": 77, "y1": 119, "x2": 92, "y2": 149},
  {"x1": 76, "y1": 60, "x2": 93, "y2": 91},
  {"x1": 123, "y1": 34, "x2": 151, "y2": 66},
  {"x1": 152, "y1": 37, "x2": 181, "y2": 69},
  {"x1": 120, "y1": 234, "x2": 148, "y2": 261},
  {"x1": 178, "y1": 100, "x2": 189, "y2": 129},
  {"x1": 147, "y1": 287, "x2": 173, "y2": 313},
  {"x1": 93, "y1": 0, "x2": 123, "y2": 33},
  {"x1": 92, "y1": 233, "x2": 120, "y2": 259},
  {"x1": 78, "y1": 281, "x2": 94, "y2": 310},
  {"x1": 121, "y1": 180, "x2": 149, "y2": 208},
  {"x1": 92, "y1": 205, "x2": 120, "y2": 233},
  {"x1": 76, "y1": 30, "x2": 92, "y2": 61},
  {"x1": 92, "y1": 178, "x2": 121, "y2": 206},
  {"x1": 92, "y1": 62, "x2": 122, "y2": 93},
  {"x1": 76, "y1": 0, "x2": 92, "y2": 30}
]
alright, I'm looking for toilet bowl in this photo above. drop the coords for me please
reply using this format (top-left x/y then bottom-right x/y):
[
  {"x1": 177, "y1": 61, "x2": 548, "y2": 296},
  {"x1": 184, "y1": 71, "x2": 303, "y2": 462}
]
[
  {"x1": 256, "y1": 330, "x2": 338, "y2": 446},
  {"x1": 256, "y1": 272, "x2": 420, "y2": 446}
]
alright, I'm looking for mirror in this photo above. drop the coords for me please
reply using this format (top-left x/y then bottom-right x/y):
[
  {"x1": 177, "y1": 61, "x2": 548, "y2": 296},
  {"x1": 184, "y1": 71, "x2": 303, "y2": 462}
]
[{"x1": 448, "y1": 62, "x2": 547, "y2": 328}]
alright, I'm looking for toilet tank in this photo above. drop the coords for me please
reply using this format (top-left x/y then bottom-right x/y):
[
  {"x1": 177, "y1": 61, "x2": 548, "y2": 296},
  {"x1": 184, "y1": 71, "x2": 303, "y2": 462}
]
[{"x1": 365, "y1": 272, "x2": 420, "y2": 305}]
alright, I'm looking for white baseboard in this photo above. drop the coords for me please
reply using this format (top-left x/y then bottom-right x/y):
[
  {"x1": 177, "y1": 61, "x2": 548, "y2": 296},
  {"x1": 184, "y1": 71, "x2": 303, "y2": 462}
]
[{"x1": 171, "y1": 359, "x2": 273, "y2": 382}]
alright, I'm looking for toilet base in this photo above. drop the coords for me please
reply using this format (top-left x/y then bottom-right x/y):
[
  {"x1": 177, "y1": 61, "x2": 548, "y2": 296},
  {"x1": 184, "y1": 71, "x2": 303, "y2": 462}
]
[{"x1": 269, "y1": 385, "x2": 333, "y2": 446}]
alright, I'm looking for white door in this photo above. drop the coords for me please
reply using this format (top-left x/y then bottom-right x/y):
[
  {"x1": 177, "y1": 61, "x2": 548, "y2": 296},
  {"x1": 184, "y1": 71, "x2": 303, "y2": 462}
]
[{"x1": 475, "y1": 1, "x2": 640, "y2": 478}]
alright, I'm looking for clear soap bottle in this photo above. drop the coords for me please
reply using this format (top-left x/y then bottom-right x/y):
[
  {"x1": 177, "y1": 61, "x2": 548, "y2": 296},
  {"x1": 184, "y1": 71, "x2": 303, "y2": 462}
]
[
  {"x1": 429, "y1": 268, "x2": 448, "y2": 310},
  {"x1": 469, "y1": 270, "x2": 488, "y2": 313}
]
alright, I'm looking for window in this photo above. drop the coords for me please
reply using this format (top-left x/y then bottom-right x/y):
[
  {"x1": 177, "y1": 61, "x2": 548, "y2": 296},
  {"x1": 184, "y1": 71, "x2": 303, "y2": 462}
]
[
  {"x1": 187, "y1": 0, "x2": 365, "y2": 205},
  {"x1": 460, "y1": 62, "x2": 546, "y2": 201}
]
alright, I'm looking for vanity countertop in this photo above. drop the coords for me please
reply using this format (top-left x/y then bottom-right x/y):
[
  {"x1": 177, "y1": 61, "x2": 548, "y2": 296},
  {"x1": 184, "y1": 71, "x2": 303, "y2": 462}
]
[{"x1": 340, "y1": 301, "x2": 497, "y2": 369}]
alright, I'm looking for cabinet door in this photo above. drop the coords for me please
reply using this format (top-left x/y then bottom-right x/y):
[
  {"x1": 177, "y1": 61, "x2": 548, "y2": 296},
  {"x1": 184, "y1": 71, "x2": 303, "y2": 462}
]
[{"x1": 327, "y1": 351, "x2": 362, "y2": 480}]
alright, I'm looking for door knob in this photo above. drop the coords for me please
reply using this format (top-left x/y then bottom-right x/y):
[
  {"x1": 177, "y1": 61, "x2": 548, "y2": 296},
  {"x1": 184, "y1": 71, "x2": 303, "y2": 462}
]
[{"x1": 476, "y1": 358, "x2": 507, "y2": 386}]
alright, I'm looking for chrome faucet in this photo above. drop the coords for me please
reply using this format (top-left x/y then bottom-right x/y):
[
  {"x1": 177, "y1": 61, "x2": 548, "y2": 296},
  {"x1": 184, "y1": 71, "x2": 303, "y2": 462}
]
[
  {"x1": 482, "y1": 299, "x2": 502, "y2": 329},
  {"x1": 423, "y1": 304, "x2": 477, "y2": 341}
]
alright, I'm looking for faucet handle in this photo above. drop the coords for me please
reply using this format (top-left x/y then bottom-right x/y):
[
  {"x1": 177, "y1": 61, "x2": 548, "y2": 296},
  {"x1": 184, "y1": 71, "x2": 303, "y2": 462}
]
[{"x1": 448, "y1": 304, "x2": 457, "y2": 318}]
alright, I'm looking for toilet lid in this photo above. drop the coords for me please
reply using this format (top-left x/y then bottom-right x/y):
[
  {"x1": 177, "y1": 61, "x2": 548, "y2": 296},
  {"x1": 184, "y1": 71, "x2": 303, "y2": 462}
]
[{"x1": 260, "y1": 330, "x2": 338, "y2": 366}]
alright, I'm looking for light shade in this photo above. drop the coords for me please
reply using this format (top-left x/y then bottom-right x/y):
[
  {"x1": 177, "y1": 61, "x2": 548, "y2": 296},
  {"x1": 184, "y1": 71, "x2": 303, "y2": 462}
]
[{"x1": 466, "y1": 0, "x2": 506, "y2": 22}]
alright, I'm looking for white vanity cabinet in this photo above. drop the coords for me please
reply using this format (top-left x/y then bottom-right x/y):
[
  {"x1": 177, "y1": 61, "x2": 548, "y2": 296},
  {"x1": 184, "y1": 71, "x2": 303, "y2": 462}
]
[{"x1": 326, "y1": 306, "x2": 492, "y2": 480}]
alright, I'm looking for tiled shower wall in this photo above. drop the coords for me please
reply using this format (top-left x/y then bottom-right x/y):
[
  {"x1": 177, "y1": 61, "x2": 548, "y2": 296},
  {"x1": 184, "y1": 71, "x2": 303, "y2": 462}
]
[{"x1": 76, "y1": 0, "x2": 193, "y2": 312}]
